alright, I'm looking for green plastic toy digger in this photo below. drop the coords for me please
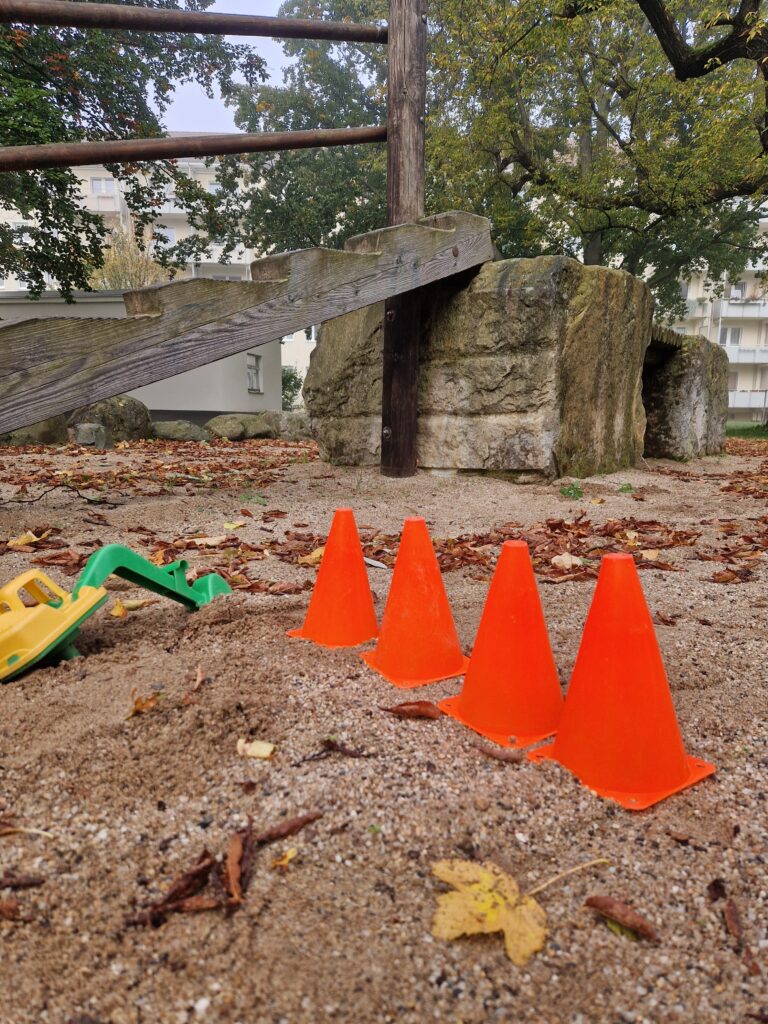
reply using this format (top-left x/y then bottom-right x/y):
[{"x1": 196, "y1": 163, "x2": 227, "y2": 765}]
[{"x1": 0, "y1": 544, "x2": 230, "y2": 682}]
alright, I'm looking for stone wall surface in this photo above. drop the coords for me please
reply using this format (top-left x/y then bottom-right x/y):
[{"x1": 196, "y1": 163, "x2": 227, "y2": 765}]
[
  {"x1": 643, "y1": 334, "x2": 729, "y2": 460},
  {"x1": 304, "y1": 256, "x2": 654, "y2": 479}
]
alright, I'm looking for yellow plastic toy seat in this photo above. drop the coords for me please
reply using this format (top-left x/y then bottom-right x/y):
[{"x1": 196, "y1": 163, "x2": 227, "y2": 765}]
[{"x1": 0, "y1": 570, "x2": 107, "y2": 682}]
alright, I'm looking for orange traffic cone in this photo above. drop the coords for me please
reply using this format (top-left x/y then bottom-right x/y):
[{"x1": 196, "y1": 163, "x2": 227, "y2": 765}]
[
  {"x1": 361, "y1": 517, "x2": 469, "y2": 688},
  {"x1": 287, "y1": 508, "x2": 378, "y2": 648},
  {"x1": 439, "y1": 540, "x2": 563, "y2": 747},
  {"x1": 529, "y1": 553, "x2": 715, "y2": 810}
]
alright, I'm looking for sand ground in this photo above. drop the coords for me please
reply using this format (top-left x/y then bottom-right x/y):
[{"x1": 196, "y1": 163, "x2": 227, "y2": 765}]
[{"x1": 0, "y1": 437, "x2": 766, "y2": 1024}]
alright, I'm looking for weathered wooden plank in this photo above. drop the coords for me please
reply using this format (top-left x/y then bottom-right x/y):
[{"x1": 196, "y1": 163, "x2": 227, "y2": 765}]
[
  {"x1": 381, "y1": 0, "x2": 427, "y2": 477},
  {"x1": 0, "y1": 211, "x2": 493, "y2": 433}
]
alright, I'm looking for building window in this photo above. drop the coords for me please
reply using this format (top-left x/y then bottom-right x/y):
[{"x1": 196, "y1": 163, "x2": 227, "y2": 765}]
[
  {"x1": 679, "y1": 280, "x2": 689, "y2": 300},
  {"x1": 730, "y1": 280, "x2": 746, "y2": 300},
  {"x1": 90, "y1": 177, "x2": 115, "y2": 196},
  {"x1": 12, "y1": 222, "x2": 32, "y2": 245},
  {"x1": 246, "y1": 353, "x2": 263, "y2": 394},
  {"x1": 206, "y1": 182, "x2": 221, "y2": 195},
  {"x1": 728, "y1": 372, "x2": 738, "y2": 390},
  {"x1": 719, "y1": 326, "x2": 741, "y2": 346},
  {"x1": 760, "y1": 368, "x2": 768, "y2": 390},
  {"x1": 155, "y1": 227, "x2": 176, "y2": 245}
]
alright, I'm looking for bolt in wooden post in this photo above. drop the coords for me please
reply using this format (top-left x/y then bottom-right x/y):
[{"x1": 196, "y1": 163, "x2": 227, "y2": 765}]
[{"x1": 380, "y1": 0, "x2": 427, "y2": 477}]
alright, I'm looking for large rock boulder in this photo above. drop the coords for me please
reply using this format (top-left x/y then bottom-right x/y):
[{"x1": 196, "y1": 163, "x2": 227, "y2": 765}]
[
  {"x1": 153, "y1": 419, "x2": 211, "y2": 442},
  {"x1": 305, "y1": 257, "x2": 653, "y2": 479},
  {"x1": 0, "y1": 415, "x2": 69, "y2": 446},
  {"x1": 261, "y1": 410, "x2": 313, "y2": 442},
  {"x1": 205, "y1": 413, "x2": 277, "y2": 441},
  {"x1": 68, "y1": 395, "x2": 152, "y2": 442},
  {"x1": 643, "y1": 331, "x2": 729, "y2": 459}
]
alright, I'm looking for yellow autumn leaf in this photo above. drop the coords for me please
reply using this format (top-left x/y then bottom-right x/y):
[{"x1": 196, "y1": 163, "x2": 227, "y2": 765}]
[
  {"x1": 8, "y1": 529, "x2": 51, "y2": 549},
  {"x1": 236, "y1": 737, "x2": 275, "y2": 759},
  {"x1": 298, "y1": 546, "x2": 325, "y2": 567},
  {"x1": 272, "y1": 847, "x2": 298, "y2": 872},
  {"x1": 110, "y1": 598, "x2": 128, "y2": 618},
  {"x1": 223, "y1": 521, "x2": 247, "y2": 530},
  {"x1": 431, "y1": 860, "x2": 548, "y2": 966}
]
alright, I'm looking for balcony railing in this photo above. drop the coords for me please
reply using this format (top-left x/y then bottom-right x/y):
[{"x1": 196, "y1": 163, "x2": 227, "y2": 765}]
[
  {"x1": 724, "y1": 345, "x2": 768, "y2": 365},
  {"x1": 729, "y1": 389, "x2": 768, "y2": 410}
]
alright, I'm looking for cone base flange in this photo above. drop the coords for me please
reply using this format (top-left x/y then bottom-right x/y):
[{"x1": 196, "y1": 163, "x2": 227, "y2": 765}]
[
  {"x1": 528, "y1": 743, "x2": 716, "y2": 810},
  {"x1": 438, "y1": 694, "x2": 556, "y2": 749},
  {"x1": 360, "y1": 651, "x2": 470, "y2": 689},
  {"x1": 286, "y1": 626, "x2": 378, "y2": 650}
]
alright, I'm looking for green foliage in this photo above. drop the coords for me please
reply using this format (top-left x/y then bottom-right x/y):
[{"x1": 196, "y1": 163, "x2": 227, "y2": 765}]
[
  {"x1": 617, "y1": 482, "x2": 634, "y2": 492},
  {"x1": 219, "y1": 0, "x2": 768, "y2": 319},
  {"x1": 726, "y1": 422, "x2": 768, "y2": 437},
  {"x1": 560, "y1": 481, "x2": 584, "y2": 498},
  {"x1": 0, "y1": 4, "x2": 267, "y2": 297},
  {"x1": 227, "y1": 0, "x2": 387, "y2": 254},
  {"x1": 282, "y1": 365, "x2": 304, "y2": 411}
]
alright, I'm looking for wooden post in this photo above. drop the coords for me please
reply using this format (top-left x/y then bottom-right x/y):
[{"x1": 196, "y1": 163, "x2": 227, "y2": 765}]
[{"x1": 380, "y1": 0, "x2": 427, "y2": 477}]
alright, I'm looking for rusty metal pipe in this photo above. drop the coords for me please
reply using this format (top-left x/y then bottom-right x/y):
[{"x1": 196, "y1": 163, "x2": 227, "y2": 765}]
[{"x1": 0, "y1": 0, "x2": 388, "y2": 43}]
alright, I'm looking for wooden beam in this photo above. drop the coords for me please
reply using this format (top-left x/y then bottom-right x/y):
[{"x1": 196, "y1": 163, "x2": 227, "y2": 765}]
[
  {"x1": 0, "y1": 212, "x2": 493, "y2": 435},
  {"x1": 381, "y1": 0, "x2": 427, "y2": 478},
  {"x1": 0, "y1": 0, "x2": 388, "y2": 43},
  {"x1": 0, "y1": 126, "x2": 387, "y2": 173}
]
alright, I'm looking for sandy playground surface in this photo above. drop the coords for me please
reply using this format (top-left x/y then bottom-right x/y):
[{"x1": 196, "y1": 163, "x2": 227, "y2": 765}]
[{"x1": 0, "y1": 436, "x2": 766, "y2": 1024}]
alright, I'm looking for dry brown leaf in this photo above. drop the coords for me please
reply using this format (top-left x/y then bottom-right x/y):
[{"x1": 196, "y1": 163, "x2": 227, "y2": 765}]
[
  {"x1": 640, "y1": 549, "x2": 660, "y2": 562},
  {"x1": 472, "y1": 741, "x2": 525, "y2": 764},
  {"x1": 126, "y1": 689, "x2": 161, "y2": 719},
  {"x1": 584, "y1": 895, "x2": 659, "y2": 942},
  {"x1": 380, "y1": 701, "x2": 444, "y2": 720},
  {"x1": 0, "y1": 898, "x2": 23, "y2": 921},
  {"x1": 110, "y1": 599, "x2": 128, "y2": 618}
]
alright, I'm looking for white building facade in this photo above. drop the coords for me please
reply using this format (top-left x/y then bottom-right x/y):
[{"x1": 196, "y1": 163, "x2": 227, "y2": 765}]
[
  {"x1": 675, "y1": 268, "x2": 768, "y2": 424},
  {"x1": 0, "y1": 144, "x2": 286, "y2": 420}
]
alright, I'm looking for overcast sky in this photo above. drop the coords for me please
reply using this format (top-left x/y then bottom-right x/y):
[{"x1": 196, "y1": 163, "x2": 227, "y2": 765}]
[{"x1": 165, "y1": 0, "x2": 289, "y2": 132}]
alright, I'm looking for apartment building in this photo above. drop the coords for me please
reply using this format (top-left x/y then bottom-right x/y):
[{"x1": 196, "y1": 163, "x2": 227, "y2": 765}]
[
  {"x1": 0, "y1": 142, "x2": 284, "y2": 419},
  {"x1": 675, "y1": 265, "x2": 768, "y2": 424}
]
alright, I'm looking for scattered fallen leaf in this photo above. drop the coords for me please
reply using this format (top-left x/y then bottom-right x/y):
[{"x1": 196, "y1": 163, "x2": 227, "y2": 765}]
[
  {"x1": 224, "y1": 521, "x2": 247, "y2": 530},
  {"x1": 0, "y1": 898, "x2": 23, "y2": 921},
  {"x1": 707, "y1": 878, "x2": 727, "y2": 902},
  {"x1": 251, "y1": 812, "x2": 323, "y2": 845},
  {"x1": 639, "y1": 549, "x2": 660, "y2": 562},
  {"x1": 364, "y1": 556, "x2": 388, "y2": 569},
  {"x1": 711, "y1": 567, "x2": 754, "y2": 583},
  {"x1": 110, "y1": 599, "x2": 127, "y2": 618},
  {"x1": 0, "y1": 872, "x2": 44, "y2": 890},
  {"x1": 653, "y1": 612, "x2": 680, "y2": 626},
  {"x1": 472, "y1": 741, "x2": 525, "y2": 764},
  {"x1": 551, "y1": 552, "x2": 583, "y2": 570},
  {"x1": 187, "y1": 535, "x2": 228, "y2": 548},
  {"x1": 298, "y1": 545, "x2": 325, "y2": 566},
  {"x1": 431, "y1": 860, "x2": 548, "y2": 966},
  {"x1": 272, "y1": 847, "x2": 298, "y2": 872},
  {"x1": 236, "y1": 738, "x2": 275, "y2": 760},
  {"x1": 126, "y1": 689, "x2": 162, "y2": 719},
  {"x1": 380, "y1": 701, "x2": 444, "y2": 720},
  {"x1": 7, "y1": 528, "x2": 51, "y2": 550},
  {"x1": 723, "y1": 898, "x2": 744, "y2": 948},
  {"x1": 295, "y1": 738, "x2": 373, "y2": 764},
  {"x1": 584, "y1": 895, "x2": 659, "y2": 942}
]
